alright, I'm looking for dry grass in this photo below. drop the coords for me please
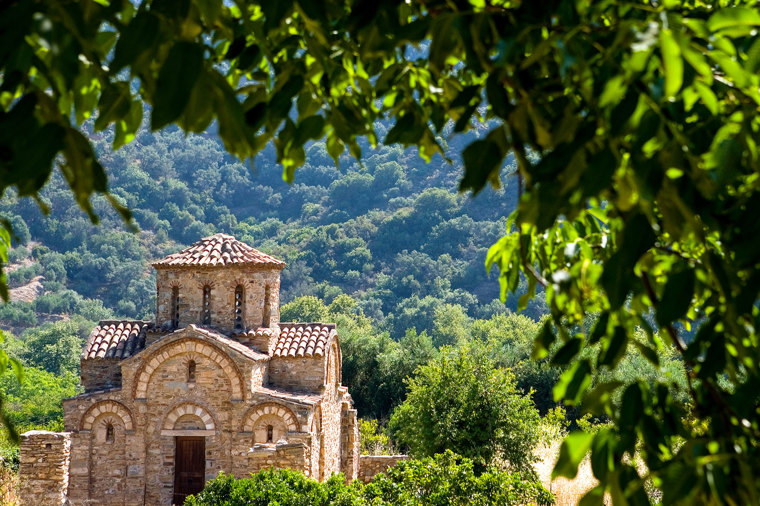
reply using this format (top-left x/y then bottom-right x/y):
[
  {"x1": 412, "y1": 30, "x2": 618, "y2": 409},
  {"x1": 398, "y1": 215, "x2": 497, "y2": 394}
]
[
  {"x1": 0, "y1": 467, "x2": 18, "y2": 506},
  {"x1": 534, "y1": 443, "x2": 608, "y2": 506}
]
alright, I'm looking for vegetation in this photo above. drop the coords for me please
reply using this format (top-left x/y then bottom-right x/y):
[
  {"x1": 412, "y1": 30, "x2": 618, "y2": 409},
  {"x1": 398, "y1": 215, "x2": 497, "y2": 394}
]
[
  {"x1": 390, "y1": 343, "x2": 540, "y2": 475},
  {"x1": 186, "y1": 451, "x2": 554, "y2": 506},
  {"x1": 2, "y1": 0, "x2": 759, "y2": 503}
]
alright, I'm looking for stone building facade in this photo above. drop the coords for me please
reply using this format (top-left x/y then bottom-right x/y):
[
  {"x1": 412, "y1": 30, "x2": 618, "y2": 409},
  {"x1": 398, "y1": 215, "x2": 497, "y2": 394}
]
[{"x1": 19, "y1": 234, "x2": 363, "y2": 505}]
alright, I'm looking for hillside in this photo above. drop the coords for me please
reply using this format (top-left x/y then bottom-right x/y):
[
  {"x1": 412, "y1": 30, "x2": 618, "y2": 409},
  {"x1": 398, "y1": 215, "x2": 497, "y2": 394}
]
[{"x1": 0, "y1": 121, "x2": 547, "y2": 337}]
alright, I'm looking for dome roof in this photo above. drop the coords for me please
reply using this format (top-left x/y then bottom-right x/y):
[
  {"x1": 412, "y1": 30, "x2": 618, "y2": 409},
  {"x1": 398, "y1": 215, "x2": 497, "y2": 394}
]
[{"x1": 152, "y1": 234, "x2": 285, "y2": 269}]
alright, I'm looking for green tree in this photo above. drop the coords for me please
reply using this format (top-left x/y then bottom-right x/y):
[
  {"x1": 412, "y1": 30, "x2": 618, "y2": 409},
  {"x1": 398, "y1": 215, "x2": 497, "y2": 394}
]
[
  {"x1": 389, "y1": 343, "x2": 540, "y2": 476},
  {"x1": 280, "y1": 295, "x2": 330, "y2": 322},
  {"x1": 17, "y1": 320, "x2": 86, "y2": 376}
]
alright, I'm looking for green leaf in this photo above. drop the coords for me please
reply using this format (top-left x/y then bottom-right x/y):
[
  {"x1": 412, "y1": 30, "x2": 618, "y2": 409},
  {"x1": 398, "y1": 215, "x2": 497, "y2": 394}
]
[
  {"x1": 553, "y1": 431, "x2": 594, "y2": 479},
  {"x1": 583, "y1": 381, "x2": 623, "y2": 416},
  {"x1": 551, "y1": 336, "x2": 583, "y2": 366},
  {"x1": 660, "y1": 29, "x2": 683, "y2": 98},
  {"x1": 632, "y1": 339, "x2": 660, "y2": 367},
  {"x1": 588, "y1": 313, "x2": 609, "y2": 344},
  {"x1": 599, "y1": 326, "x2": 628, "y2": 368},
  {"x1": 707, "y1": 7, "x2": 760, "y2": 33},
  {"x1": 459, "y1": 128, "x2": 507, "y2": 194},
  {"x1": 110, "y1": 12, "x2": 160, "y2": 72},
  {"x1": 151, "y1": 42, "x2": 204, "y2": 130},
  {"x1": 553, "y1": 359, "x2": 592, "y2": 405},
  {"x1": 196, "y1": 0, "x2": 222, "y2": 25},
  {"x1": 619, "y1": 383, "x2": 644, "y2": 428},
  {"x1": 486, "y1": 73, "x2": 510, "y2": 119},
  {"x1": 532, "y1": 321, "x2": 556, "y2": 360},
  {"x1": 385, "y1": 112, "x2": 425, "y2": 145},
  {"x1": 656, "y1": 268, "x2": 695, "y2": 326},
  {"x1": 600, "y1": 213, "x2": 655, "y2": 309},
  {"x1": 95, "y1": 82, "x2": 131, "y2": 131},
  {"x1": 295, "y1": 115, "x2": 325, "y2": 145},
  {"x1": 589, "y1": 429, "x2": 615, "y2": 482}
]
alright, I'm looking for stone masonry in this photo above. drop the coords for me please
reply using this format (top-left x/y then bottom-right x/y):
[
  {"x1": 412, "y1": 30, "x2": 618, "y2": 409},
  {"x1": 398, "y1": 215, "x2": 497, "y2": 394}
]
[
  {"x1": 18, "y1": 235, "x2": 390, "y2": 505},
  {"x1": 18, "y1": 431, "x2": 71, "y2": 504},
  {"x1": 358, "y1": 455, "x2": 409, "y2": 483}
]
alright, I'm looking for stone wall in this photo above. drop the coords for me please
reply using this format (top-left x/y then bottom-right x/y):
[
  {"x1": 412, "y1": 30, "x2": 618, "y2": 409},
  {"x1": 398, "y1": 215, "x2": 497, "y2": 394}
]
[
  {"x1": 247, "y1": 442, "x2": 309, "y2": 475},
  {"x1": 268, "y1": 356, "x2": 326, "y2": 391},
  {"x1": 340, "y1": 402, "x2": 359, "y2": 481},
  {"x1": 155, "y1": 266, "x2": 281, "y2": 333},
  {"x1": 18, "y1": 431, "x2": 71, "y2": 505},
  {"x1": 81, "y1": 358, "x2": 122, "y2": 392},
  {"x1": 357, "y1": 455, "x2": 409, "y2": 483}
]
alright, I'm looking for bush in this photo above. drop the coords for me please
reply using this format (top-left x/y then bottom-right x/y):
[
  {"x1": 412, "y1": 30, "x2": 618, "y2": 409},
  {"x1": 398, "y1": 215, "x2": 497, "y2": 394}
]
[
  {"x1": 185, "y1": 469, "x2": 359, "y2": 506},
  {"x1": 362, "y1": 451, "x2": 554, "y2": 506},
  {"x1": 186, "y1": 451, "x2": 553, "y2": 506}
]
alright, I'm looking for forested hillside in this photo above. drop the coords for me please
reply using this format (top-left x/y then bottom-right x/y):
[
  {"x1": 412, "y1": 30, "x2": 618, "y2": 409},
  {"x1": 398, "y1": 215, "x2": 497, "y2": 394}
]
[{"x1": 0, "y1": 120, "x2": 547, "y2": 335}]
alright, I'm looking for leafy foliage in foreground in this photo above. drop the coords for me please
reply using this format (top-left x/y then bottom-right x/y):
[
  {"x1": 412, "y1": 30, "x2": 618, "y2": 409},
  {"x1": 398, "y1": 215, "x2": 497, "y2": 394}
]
[
  {"x1": 185, "y1": 451, "x2": 554, "y2": 506},
  {"x1": 3, "y1": 0, "x2": 760, "y2": 502}
]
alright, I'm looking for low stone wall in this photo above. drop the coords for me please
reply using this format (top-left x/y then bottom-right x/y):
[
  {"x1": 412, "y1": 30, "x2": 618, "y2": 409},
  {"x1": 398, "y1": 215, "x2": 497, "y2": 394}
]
[
  {"x1": 18, "y1": 431, "x2": 71, "y2": 506},
  {"x1": 248, "y1": 442, "x2": 310, "y2": 476},
  {"x1": 357, "y1": 455, "x2": 408, "y2": 483}
]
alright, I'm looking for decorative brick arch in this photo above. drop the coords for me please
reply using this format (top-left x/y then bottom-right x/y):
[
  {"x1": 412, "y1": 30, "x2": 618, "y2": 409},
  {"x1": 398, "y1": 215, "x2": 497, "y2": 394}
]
[
  {"x1": 242, "y1": 403, "x2": 299, "y2": 433},
  {"x1": 133, "y1": 338, "x2": 244, "y2": 401},
  {"x1": 163, "y1": 403, "x2": 216, "y2": 431},
  {"x1": 81, "y1": 401, "x2": 134, "y2": 431}
]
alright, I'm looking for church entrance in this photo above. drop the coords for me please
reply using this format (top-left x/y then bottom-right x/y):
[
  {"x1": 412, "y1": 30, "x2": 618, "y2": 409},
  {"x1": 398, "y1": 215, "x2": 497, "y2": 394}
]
[{"x1": 173, "y1": 437, "x2": 205, "y2": 504}]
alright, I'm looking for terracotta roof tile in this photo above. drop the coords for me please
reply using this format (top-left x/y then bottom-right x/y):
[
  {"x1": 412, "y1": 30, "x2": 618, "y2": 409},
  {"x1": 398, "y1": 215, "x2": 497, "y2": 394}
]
[
  {"x1": 83, "y1": 321, "x2": 152, "y2": 360},
  {"x1": 274, "y1": 323, "x2": 336, "y2": 358},
  {"x1": 152, "y1": 234, "x2": 285, "y2": 269}
]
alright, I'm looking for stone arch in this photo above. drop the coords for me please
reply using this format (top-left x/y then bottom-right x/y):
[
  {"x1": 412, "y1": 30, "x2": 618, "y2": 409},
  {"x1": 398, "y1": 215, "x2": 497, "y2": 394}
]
[
  {"x1": 242, "y1": 402, "x2": 299, "y2": 433},
  {"x1": 81, "y1": 400, "x2": 134, "y2": 431},
  {"x1": 324, "y1": 339, "x2": 341, "y2": 387},
  {"x1": 133, "y1": 338, "x2": 244, "y2": 400},
  {"x1": 162, "y1": 402, "x2": 216, "y2": 431}
]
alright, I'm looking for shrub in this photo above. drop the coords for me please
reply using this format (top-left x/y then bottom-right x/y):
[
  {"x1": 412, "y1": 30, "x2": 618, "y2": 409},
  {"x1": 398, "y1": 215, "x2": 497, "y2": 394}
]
[
  {"x1": 363, "y1": 451, "x2": 553, "y2": 506},
  {"x1": 185, "y1": 469, "x2": 359, "y2": 506},
  {"x1": 186, "y1": 452, "x2": 553, "y2": 506}
]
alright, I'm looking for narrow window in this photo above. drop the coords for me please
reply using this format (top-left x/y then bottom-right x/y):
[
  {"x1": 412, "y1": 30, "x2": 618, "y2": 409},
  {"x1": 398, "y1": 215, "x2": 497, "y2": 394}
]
[
  {"x1": 266, "y1": 425, "x2": 274, "y2": 443},
  {"x1": 202, "y1": 285, "x2": 211, "y2": 325},
  {"x1": 262, "y1": 284, "x2": 271, "y2": 327},
  {"x1": 105, "y1": 423, "x2": 114, "y2": 443},
  {"x1": 188, "y1": 360, "x2": 196, "y2": 383},
  {"x1": 171, "y1": 286, "x2": 179, "y2": 328},
  {"x1": 234, "y1": 285, "x2": 244, "y2": 331}
]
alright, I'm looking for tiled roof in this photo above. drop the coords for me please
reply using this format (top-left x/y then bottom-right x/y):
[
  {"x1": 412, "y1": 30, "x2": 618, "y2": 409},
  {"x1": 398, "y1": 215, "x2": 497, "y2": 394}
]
[
  {"x1": 274, "y1": 323, "x2": 336, "y2": 358},
  {"x1": 152, "y1": 234, "x2": 285, "y2": 269},
  {"x1": 83, "y1": 321, "x2": 152, "y2": 360}
]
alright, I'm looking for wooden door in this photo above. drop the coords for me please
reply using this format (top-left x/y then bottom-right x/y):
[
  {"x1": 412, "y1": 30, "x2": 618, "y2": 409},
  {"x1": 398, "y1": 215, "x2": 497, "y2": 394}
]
[{"x1": 173, "y1": 437, "x2": 205, "y2": 505}]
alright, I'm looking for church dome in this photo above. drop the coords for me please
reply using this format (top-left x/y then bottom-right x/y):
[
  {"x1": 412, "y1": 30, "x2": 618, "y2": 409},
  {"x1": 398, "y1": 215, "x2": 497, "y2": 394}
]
[{"x1": 152, "y1": 234, "x2": 285, "y2": 269}]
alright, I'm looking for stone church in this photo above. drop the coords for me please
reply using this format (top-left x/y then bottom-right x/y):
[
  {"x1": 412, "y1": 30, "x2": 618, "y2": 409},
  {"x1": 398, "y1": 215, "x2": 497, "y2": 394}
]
[{"x1": 19, "y1": 234, "x2": 365, "y2": 505}]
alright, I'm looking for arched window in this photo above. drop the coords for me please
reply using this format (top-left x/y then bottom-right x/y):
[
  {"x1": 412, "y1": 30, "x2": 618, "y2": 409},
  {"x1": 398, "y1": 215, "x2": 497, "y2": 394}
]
[
  {"x1": 105, "y1": 423, "x2": 115, "y2": 443},
  {"x1": 262, "y1": 284, "x2": 271, "y2": 327},
  {"x1": 266, "y1": 425, "x2": 274, "y2": 443},
  {"x1": 187, "y1": 360, "x2": 196, "y2": 383},
  {"x1": 202, "y1": 285, "x2": 211, "y2": 325},
  {"x1": 234, "y1": 285, "x2": 244, "y2": 331},
  {"x1": 171, "y1": 286, "x2": 179, "y2": 328}
]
